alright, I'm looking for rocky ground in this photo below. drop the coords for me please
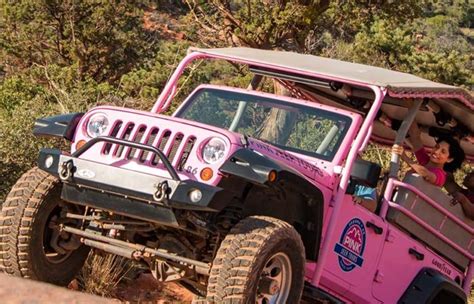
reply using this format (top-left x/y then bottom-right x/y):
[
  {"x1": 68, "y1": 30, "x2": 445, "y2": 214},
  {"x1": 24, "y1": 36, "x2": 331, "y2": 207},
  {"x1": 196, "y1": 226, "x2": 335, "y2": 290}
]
[
  {"x1": 0, "y1": 273, "x2": 192, "y2": 303},
  {"x1": 1, "y1": 273, "x2": 472, "y2": 303},
  {"x1": 0, "y1": 274, "x2": 113, "y2": 303}
]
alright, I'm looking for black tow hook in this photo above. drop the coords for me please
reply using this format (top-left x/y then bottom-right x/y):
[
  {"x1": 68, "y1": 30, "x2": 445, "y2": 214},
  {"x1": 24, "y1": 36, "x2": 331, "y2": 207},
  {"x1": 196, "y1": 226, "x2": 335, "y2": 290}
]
[
  {"x1": 153, "y1": 181, "x2": 170, "y2": 203},
  {"x1": 59, "y1": 160, "x2": 74, "y2": 181}
]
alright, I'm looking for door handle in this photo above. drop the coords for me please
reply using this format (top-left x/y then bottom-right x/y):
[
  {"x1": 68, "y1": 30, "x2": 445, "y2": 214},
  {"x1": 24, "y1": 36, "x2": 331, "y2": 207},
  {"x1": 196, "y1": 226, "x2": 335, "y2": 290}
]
[
  {"x1": 409, "y1": 248, "x2": 424, "y2": 261},
  {"x1": 366, "y1": 221, "x2": 383, "y2": 235}
]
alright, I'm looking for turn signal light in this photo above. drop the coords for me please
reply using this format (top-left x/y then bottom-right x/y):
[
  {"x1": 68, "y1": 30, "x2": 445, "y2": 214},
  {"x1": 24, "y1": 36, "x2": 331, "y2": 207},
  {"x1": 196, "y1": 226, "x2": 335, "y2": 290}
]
[
  {"x1": 75, "y1": 139, "x2": 86, "y2": 151},
  {"x1": 200, "y1": 167, "x2": 214, "y2": 181},
  {"x1": 268, "y1": 170, "x2": 277, "y2": 182}
]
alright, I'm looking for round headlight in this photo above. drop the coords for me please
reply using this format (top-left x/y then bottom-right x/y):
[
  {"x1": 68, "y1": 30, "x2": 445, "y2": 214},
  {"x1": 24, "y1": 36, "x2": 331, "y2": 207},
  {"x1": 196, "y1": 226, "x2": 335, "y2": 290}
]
[
  {"x1": 86, "y1": 113, "x2": 109, "y2": 138},
  {"x1": 202, "y1": 137, "x2": 227, "y2": 164}
]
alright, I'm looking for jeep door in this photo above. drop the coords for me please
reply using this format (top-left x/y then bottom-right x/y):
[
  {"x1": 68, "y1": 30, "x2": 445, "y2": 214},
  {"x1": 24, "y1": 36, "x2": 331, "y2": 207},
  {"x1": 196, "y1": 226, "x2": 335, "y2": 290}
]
[{"x1": 322, "y1": 195, "x2": 387, "y2": 303}]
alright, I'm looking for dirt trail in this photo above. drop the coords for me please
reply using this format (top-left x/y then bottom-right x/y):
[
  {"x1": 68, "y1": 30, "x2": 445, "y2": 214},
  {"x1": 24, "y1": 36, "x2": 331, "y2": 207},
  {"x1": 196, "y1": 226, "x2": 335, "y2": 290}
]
[{"x1": 114, "y1": 273, "x2": 193, "y2": 303}]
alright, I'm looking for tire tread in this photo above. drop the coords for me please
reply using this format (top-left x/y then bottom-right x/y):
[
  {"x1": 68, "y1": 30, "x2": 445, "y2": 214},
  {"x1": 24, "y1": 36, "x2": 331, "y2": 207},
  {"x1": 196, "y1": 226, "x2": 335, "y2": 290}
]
[
  {"x1": 0, "y1": 167, "x2": 56, "y2": 278},
  {"x1": 207, "y1": 215, "x2": 305, "y2": 303}
]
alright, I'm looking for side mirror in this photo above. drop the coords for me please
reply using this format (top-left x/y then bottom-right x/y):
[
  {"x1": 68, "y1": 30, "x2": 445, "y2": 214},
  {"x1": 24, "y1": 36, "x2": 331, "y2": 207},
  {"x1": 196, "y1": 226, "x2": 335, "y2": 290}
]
[{"x1": 350, "y1": 158, "x2": 381, "y2": 188}]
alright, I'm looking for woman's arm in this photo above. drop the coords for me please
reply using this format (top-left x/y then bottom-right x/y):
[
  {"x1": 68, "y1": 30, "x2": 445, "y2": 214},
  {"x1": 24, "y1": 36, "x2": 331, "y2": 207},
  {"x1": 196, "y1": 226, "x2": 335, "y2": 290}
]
[
  {"x1": 444, "y1": 173, "x2": 461, "y2": 194},
  {"x1": 392, "y1": 144, "x2": 438, "y2": 185},
  {"x1": 407, "y1": 163, "x2": 437, "y2": 184},
  {"x1": 355, "y1": 197, "x2": 377, "y2": 213},
  {"x1": 359, "y1": 198, "x2": 377, "y2": 212}
]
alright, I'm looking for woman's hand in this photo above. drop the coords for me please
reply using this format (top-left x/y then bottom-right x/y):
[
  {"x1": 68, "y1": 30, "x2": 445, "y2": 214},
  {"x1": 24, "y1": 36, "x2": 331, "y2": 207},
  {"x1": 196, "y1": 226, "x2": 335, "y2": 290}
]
[
  {"x1": 392, "y1": 144, "x2": 437, "y2": 184},
  {"x1": 392, "y1": 144, "x2": 411, "y2": 163},
  {"x1": 392, "y1": 144, "x2": 404, "y2": 155}
]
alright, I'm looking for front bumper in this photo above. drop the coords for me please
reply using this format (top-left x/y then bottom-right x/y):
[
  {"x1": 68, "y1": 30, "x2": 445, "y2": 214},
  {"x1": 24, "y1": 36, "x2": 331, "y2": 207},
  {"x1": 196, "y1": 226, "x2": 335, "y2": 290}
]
[{"x1": 38, "y1": 142, "x2": 221, "y2": 227}]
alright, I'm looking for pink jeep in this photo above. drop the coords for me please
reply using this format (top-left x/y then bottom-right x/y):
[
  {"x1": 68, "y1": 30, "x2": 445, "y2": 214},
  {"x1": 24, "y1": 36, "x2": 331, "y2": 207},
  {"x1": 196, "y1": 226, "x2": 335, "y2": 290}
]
[{"x1": 1, "y1": 48, "x2": 472, "y2": 303}]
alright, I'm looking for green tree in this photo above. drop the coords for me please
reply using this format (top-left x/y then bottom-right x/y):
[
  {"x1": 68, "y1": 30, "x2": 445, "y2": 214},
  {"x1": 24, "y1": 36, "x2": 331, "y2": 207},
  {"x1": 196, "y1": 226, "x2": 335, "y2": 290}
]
[
  {"x1": 0, "y1": 0, "x2": 158, "y2": 83},
  {"x1": 323, "y1": 15, "x2": 473, "y2": 88},
  {"x1": 184, "y1": 0, "x2": 427, "y2": 51},
  {"x1": 183, "y1": 1, "x2": 472, "y2": 89}
]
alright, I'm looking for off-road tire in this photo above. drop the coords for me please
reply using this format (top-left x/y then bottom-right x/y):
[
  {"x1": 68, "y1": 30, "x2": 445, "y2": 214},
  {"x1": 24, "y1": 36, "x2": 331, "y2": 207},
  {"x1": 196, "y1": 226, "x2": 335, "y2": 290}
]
[
  {"x1": 0, "y1": 167, "x2": 89, "y2": 285},
  {"x1": 207, "y1": 215, "x2": 305, "y2": 303}
]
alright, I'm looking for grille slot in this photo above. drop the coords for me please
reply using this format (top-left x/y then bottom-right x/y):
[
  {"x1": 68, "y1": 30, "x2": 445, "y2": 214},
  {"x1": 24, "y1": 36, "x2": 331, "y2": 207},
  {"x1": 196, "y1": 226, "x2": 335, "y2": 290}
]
[
  {"x1": 159, "y1": 130, "x2": 171, "y2": 151},
  {"x1": 139, "y1": 127, "x2": 159, "y2": 163},
  {"x1": 115, "y1": 123, "x2": 135, "y2": 157},
  {"x1": 127, "y1": 125, "x2": 147, "y2": 159},
  {"x1": 103, "y1": 121, "x2": 122, "y2": 155},
  {"x1": 177, "y1": 136, "x2": 196, "y2": 171},
  {"x1": 152, "y1": 130, "x2": 171, "y2": 165},
  {"x1": 167, "y1": 133, "x2": 184, "y2": 164}
]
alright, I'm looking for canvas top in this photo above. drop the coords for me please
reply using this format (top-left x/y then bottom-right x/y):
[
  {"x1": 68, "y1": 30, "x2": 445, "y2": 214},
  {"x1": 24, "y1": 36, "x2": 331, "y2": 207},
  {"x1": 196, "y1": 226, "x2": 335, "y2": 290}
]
[{"x1": 193, "y1": 47, "x2": 473, "y2": 106}]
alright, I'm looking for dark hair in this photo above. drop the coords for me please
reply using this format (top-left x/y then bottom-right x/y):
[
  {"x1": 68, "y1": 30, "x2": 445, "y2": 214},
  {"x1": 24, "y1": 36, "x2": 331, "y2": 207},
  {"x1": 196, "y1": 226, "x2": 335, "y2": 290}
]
[{"x1": 437, "y1": 136, "x2": 464, "y2": 172}]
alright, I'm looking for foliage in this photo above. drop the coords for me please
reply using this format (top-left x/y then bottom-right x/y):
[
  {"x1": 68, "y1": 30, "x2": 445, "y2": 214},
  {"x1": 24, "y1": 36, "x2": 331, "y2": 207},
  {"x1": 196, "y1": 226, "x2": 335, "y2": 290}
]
[
  {"x1": 0, "y1": 0, "x2": 158, "y2": 83},
  {"x1": 184, "y1": 0, "x2": 428, "y2": 51},
  {"x1": 120, "y1": 42, "x2": 188, "y2": 104},
  {"x1": 425, "y1": 0, "x2": 473, "y2": 27},
  {"x1": 325, "y1": 16, "x2": 473, "y2": 87},
  {"x1": 183, "y1": 1, "x2": 472, "y2": 88},
  {"x1": 0, "y1": 76, "x2": 44, "y2": 114},
  {"x1": 0, "y1": 65, "x2": 123, "y2": 199},
  {"x1": 0, "y1": 0, "x2": 157, "y2": 200}
]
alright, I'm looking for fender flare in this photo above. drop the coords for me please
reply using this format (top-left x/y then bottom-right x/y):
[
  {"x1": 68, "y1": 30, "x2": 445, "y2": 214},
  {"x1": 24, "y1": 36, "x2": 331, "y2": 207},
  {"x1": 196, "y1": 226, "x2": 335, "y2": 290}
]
[
  {"x1": 220, "y1": 148, "x2": 310, "y2": 185},
  {"x1": 219, "y1": 148, "x2": 324, "y2": 260},
  {"x1": 398, "y1": 268, "x2": 466, "y2": 304},
  {"x1": 33, "y1": 113, "x2": 84, "y2": 141}
]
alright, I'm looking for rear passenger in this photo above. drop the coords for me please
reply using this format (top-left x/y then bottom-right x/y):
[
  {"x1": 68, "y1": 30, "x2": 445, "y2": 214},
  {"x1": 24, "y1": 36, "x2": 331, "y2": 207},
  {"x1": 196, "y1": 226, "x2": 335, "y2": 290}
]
[{"x1": 392, "y1": 122, "x2": 464, "y2": 187}]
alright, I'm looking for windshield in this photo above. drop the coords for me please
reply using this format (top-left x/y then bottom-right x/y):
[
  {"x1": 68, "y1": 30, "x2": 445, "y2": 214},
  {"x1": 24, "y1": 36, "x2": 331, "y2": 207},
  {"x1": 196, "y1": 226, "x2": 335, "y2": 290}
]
[{"x1": 176, "y1": 88, "x2": 352, "y2": 161}]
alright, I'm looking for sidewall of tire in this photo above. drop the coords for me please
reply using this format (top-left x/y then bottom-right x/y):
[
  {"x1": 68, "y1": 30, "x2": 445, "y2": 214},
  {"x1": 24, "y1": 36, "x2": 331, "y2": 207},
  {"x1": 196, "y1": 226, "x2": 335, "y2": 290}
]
[
  {"x1": 245, "y1": 235, "x2": 305, "y2": 303},
  {"x1": 1, "y1": 167, "x2": 89, "y2": 286},
  {"x1": 28, "y1": 184, "x2": 90, "y2": 285}
]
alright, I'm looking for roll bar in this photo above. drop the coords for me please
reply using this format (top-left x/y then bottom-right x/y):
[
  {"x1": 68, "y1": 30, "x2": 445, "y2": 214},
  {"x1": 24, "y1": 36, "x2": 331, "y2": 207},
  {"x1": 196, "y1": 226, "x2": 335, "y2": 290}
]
[{"x1": 388, "y1": 98, "x2": 423, "y2": 178}]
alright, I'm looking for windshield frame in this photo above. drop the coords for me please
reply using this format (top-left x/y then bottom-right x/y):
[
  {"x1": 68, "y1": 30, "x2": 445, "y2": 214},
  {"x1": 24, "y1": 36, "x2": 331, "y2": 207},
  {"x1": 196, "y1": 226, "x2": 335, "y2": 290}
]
[{"x1": 174, "y1": 85, "x2": 354, "y2": 162}]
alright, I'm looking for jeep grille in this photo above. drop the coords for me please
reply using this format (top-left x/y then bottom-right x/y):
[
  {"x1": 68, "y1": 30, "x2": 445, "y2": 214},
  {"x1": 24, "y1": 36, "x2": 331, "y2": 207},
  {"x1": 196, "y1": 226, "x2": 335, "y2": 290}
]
[{"x1": 102, "y1": 120, "x2": 196, "y2": 171}]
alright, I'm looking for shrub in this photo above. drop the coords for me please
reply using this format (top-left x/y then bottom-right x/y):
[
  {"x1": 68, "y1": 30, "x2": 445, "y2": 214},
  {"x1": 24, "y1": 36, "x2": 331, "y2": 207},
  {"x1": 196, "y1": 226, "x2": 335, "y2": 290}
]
[{"x1": 77, "y1": 252, "x2": 132, "y2": 298}]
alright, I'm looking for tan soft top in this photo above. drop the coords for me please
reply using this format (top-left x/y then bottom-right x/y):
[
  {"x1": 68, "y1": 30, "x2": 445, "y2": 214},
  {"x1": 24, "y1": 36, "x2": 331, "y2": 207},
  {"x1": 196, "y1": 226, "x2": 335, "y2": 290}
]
[{"x1": 193, "y1": 47, "x2": 473, "y2": 106}]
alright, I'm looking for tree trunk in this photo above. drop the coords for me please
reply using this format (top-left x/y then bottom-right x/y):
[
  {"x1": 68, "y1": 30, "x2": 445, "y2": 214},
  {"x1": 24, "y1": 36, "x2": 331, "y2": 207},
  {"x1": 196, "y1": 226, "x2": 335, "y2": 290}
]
[{"x1": 257, "y1": 81, "x2": 297, "y2": 145}]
